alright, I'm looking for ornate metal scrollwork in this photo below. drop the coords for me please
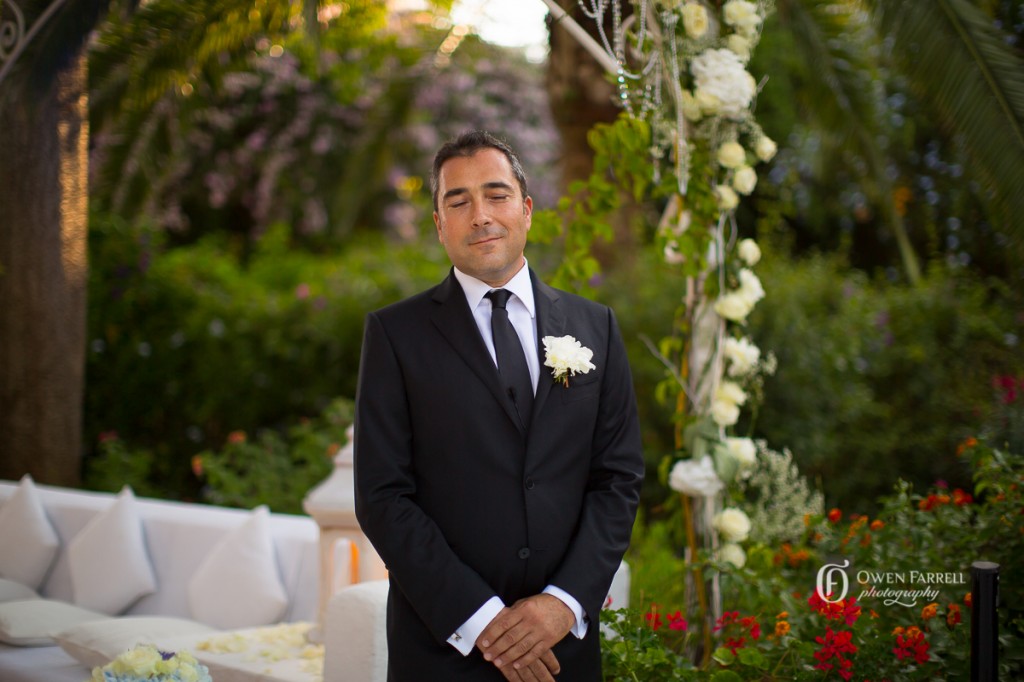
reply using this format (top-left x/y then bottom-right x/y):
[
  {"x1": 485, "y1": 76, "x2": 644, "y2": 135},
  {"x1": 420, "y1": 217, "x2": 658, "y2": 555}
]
[
  {"x1": 0, "y1": 0, "x2": 27, "y2": 63},
  {"x1": 0, "y1": 0, "x2": 70, "y2": 87}
]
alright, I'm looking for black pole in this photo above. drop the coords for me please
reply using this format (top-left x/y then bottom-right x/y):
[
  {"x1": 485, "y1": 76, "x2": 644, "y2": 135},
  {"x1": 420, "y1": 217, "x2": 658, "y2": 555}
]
[{"x1": 971, "y1": 561, "x2": 999, "y2": 682}]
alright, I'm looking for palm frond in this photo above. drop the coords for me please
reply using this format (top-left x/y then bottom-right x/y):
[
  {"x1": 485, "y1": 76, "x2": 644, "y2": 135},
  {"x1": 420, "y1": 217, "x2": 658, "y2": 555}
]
[
  {"x1": 868, "y1": 0, "x2": 1024, "y2": 246},
  {"x1": 777, "y1": 0, "x2": 921, "y2": 281}
]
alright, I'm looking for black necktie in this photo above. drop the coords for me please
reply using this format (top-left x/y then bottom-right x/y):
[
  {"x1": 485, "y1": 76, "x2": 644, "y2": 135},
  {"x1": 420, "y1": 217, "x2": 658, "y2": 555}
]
[{"x1": 486, "y1": 289, "x2": 534, "y2": 430}]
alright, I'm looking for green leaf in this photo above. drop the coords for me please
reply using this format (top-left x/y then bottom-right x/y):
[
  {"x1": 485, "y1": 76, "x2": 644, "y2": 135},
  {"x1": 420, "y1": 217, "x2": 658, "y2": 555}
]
[{"x1": 711, "y1": 647, "x2": 736, "y2": 666}]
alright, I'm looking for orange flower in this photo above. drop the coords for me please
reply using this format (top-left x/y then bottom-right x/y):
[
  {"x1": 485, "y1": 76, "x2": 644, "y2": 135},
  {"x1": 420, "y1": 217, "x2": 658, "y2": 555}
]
[
  {"x1": 947, "y1": 604, "x2": 962, "y2": 627},
  {"x1": 774, "y1": 620, "x2": 791, "y2": 637},
  {"x1": 870, "y1": 610, "x2": 880, "y2": 619},
  {"x1": 907, "y1": 626, "x2": 922, "y2": 638},
  {"x1": 776, "y1": 612, "x2": 789, "y2": 620},
  {"x1": 965, "y1": 592, "x2": 973, "y2": 608},
  {"x1": 952, "y1": 488, "x2": 974, "y2": 506},
  {"x1": 870, "y1": 519, "x2": 885, "y2": 531},
  {"x1": 956, "y1": 437, "x2": 978, "y2": 456},
  {"x1": 227, "y1": 430, "x2": 247, "y2": 445},
  {"x1": 190, "y1": 455, "x2": 204, "y2": 478},
  {"x1": 892, "y1": 626, "x2": 905, "y2": 636},
  {"x1": 828, "y1": 508, "x2": 843, "y2": 523},
  {"x1": 921, "y1": 602, "x2": 938, "y2": 620},
  {"x1": 804, "y1": 513, "x2": 814, "y2": 527}
]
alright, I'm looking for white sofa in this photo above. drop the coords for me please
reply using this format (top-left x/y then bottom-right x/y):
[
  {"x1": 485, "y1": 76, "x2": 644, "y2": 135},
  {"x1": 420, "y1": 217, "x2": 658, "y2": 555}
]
[
  {"x1": 0, "y1": 477, "x2": 632, "y2": 682},
  {"x1": 0, "y1": 477, "x2": 321, "y2": 682}
]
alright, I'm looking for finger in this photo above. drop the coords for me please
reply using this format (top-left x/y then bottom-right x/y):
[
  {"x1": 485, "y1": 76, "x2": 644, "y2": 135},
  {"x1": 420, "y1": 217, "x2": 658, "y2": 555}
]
[
  {"x1": 489, "y1": 626, "x2": 536, "y2": 663},
  {"x1": 539, "y1": 649, "x2": 561, "y2": 676},
  {"x1": 527, "y1": 658, "x2": 555, "y2": 682},
  {"x1": 506, "y1": 639, "x2": 549, "y2": 672},
  {"x1": 491, "y1": 628, "x2": 534, "y2": 667}
]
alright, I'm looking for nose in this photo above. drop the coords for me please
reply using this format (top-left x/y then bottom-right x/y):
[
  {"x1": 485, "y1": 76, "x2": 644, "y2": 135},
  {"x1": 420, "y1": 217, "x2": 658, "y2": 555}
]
[{"x1": 471, "y1": 203, "x2": 492, "y2": 228}]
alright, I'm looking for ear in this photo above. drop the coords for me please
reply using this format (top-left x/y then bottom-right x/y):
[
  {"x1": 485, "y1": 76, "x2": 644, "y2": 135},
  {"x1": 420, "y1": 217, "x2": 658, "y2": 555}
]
[
  {"x1": 433, "y1": 211, "x2": 443, "y2": 243},
  {"x1": 523, "y1": 196, "x2": 533, "y2": 230}
]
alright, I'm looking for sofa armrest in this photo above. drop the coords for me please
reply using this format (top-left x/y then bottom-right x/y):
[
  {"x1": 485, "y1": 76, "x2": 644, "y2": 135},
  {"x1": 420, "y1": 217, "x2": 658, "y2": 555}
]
[{"x1": 323, "y1": 580, "x2": 388, "y2": 682}]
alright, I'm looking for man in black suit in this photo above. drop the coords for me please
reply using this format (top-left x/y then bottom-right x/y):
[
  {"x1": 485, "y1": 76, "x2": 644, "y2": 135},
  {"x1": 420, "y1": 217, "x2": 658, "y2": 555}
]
[{"x1": 354, "y1": 131, "x2": 644, "y2": 681}]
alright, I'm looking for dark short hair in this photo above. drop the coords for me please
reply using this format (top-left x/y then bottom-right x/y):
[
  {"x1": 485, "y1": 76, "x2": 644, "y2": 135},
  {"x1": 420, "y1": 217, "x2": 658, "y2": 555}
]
[{"x1": 430, "y1": 131, "x2": 529, "y2": 211}]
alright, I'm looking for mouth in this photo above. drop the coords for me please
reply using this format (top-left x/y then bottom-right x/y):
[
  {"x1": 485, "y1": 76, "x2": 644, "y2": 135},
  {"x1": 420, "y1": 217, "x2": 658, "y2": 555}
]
[{"x1": 470, "y1": 235, "x2": 503, "y2": 246}]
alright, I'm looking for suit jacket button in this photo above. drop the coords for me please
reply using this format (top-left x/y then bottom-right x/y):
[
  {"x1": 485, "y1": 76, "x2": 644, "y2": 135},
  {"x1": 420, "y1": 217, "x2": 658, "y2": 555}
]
[
  {"x1": 525, "y1": 478, "x2": 535, "y2": 490},
  {"x1": 518, "y1": 547, "x2": 531, "y2": 559}
]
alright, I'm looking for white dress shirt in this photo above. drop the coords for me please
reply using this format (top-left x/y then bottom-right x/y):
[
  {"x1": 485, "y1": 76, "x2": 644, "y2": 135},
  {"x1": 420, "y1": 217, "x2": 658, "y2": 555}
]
[{"x1": 445, "y1": 261, "x2": 588, "y2": 655}]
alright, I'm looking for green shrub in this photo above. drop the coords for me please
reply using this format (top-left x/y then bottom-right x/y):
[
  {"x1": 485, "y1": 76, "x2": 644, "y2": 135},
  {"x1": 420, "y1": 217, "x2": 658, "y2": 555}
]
[
  {"x1": 747, "y1": 250, "x2": 1023, "y2": 509},
  {"x1": 84, "y1": 214, "x2": 446, "y2": 500}
]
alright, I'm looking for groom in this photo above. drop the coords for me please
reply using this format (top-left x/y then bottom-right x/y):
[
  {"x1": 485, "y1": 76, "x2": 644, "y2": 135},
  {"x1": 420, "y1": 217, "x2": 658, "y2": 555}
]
[{"x1": 354, "y1": 131, "x2": 644, "y2": 681}]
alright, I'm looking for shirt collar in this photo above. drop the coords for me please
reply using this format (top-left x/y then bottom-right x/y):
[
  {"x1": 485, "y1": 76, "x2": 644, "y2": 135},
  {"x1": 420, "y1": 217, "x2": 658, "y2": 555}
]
[{"x1": 453, "y1": 259, "x2": 536, "y2": 319}]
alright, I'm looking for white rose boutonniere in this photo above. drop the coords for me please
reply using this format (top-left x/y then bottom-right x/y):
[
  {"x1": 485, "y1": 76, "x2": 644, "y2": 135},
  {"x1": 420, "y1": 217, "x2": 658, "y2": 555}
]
[{"x1": 542, "y1": 335, "x2": 595, "y2": 387}]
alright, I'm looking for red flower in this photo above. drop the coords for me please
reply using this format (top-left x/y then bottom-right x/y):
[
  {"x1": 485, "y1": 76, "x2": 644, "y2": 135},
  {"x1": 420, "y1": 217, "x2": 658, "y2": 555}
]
[
  {"x1": 828, "y1": 508, "x2": 843, "y2": 523},
  {"x1": 666, "y1": 610, "x2": 688, "y2": 631},
  {"x1": 809, "y1": 593, "x2": 861, "y2": 626},
  {"x1": 893, "y1": 628, "x2": 930, "y2": 665},
  {"x1": 814, "y1": 627, "x2": 858, "y2": 680},
  {"x1": 994, "y1": 375, "x2": 1018, "y2": 403},
  {"x1": 227, "y1": 430, "x2": 247, "y2": 445},
  {"x1": 98, "y1": 430, "x2": 119, "y2": 443},
  {"x1": 918, "y1": 493, "x2": 951, "y2": 511},
  {"x1": 947, "y1": 603, "x2": 962, "y2": 627}
]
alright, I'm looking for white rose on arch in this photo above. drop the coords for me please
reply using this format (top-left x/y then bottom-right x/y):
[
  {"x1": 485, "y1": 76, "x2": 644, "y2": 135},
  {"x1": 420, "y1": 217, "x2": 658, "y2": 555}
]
[
  {"x1": 724, "y1": 336, "x2": 761, "y2": 376},
  {"x1": 710, "y1": 398, "x2": 740, "y2": 427},
  {"x1": 691, "y1": 48, "x2": 757, "y2": 119},
  {"x1": 732, "y1": 166, "x2": 758, "y2": 195},
  {"x1": 719, "y1": 542, "x2": 747, "y2": 568},
  {"x1": 737, "y1": 238, "x2": 761, "y2": 266},
  {"x1": 669, "y1": 455, "x2": 724, "y2": 497},
  {"x1": 682, "y1": 2, "x2": 709, "y2": 38},
  {"x1": 714, "y1": 292, "x2": 753, "y2": 323},
  {"x1": 716, "y1": 380, "x2": 748, "y2": 407},
  {"x1": 713, "y1": 507, "x2": 752, "y2": 542},
  {"x1": 725, "y1": 437, "x2": 757, "y2": 468},
  {"x1": 737, "y1": 268, "x2": 765, "y2": 306}
]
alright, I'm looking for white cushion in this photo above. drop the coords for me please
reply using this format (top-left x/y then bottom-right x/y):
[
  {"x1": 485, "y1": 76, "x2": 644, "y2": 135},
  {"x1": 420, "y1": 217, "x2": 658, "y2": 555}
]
[
  {"x1": 55, "y1": 616, "x2": 219, "y2": 668},
  {"x1": 0, "y1": 598, "x2": 108, "y2": 646},
  {"x1": 0, "y1": 578, "x2": 39, "y2": 603},
  {"x1": 187, "y1": 506, "x2": 288, "y2": 629},
  {"x1": 67, "y1": 487, "x2": 158, "y2": 614},
  {"x1": 0, "y1": 475, "x2": 60, "y2": 588}
]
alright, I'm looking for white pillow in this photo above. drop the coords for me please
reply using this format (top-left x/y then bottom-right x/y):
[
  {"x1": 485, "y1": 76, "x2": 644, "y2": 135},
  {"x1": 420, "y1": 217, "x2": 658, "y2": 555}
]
[
  {"x1": 0, "y1": 599, "x2": 108, "y2": 646},
  {"x1": 0, "y1": 475, "x2": 60, "y2": 588},
  {"x1": 187, "y1": 506, "x2": 288, "y2": 629},
  {"x1": 67, "y1": 487, "x2": 158, "y2": 614},
  {"x1": 55, "y1": 616, "x2": 219, "y2": 668},
  {"x1": 0, "y1": 578, "x2": 39, "y2": 603}
]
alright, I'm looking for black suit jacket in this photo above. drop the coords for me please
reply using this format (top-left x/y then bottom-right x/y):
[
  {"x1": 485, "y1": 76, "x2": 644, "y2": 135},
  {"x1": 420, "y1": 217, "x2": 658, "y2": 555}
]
[{"x1": 354, "y1": 269, "x2": 644, "y2": 680}]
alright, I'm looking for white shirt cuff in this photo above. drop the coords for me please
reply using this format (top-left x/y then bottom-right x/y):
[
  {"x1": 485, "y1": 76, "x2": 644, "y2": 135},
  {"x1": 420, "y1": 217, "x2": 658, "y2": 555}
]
[
  {"x1": 543, "y1": 585, "x2": 588, "y2": 639},
  {"x1": 448, "y1": 596, "x2": 505, "y2": 656}
]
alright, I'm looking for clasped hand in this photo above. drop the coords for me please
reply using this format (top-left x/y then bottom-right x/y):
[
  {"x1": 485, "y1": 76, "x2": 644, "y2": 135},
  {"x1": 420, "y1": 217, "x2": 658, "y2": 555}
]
[{"x1": 475, "y1": 593, "x2": 575, "y2": 681}]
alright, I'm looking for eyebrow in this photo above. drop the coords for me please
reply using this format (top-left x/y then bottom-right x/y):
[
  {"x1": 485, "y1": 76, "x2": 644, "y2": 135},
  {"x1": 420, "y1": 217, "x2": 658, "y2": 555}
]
[{"x1": 442, "y1": 181, "x2": 516, "y2": 202}]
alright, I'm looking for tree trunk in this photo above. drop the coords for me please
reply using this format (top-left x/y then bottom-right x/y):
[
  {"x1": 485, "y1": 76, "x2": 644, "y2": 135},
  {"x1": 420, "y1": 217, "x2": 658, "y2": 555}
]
[
  {"x1": 545, "y1": 0, "x2": 639, "y2": 266},
  {"x1": 545, "y1": 1, "x2": 621, "y2": 189},
  {"x1": 0, "y1": 53, "x2": 89, "y2": 486}
]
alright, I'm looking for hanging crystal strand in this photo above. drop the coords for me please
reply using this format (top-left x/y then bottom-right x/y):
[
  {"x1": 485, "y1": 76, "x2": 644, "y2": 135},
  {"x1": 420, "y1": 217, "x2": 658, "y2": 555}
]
[{"x1": 662, "y1": 11, "x2": 690, "y2": 196}]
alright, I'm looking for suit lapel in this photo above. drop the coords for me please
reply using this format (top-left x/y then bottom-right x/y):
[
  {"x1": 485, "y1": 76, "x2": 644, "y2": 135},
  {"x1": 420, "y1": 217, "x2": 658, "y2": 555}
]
[
  {"x1": 430, "y1": 271, "x2": 525, "y2": 435},
  {"x1": 530, "y1": 272, "x2": 567, "y2": 419}
]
